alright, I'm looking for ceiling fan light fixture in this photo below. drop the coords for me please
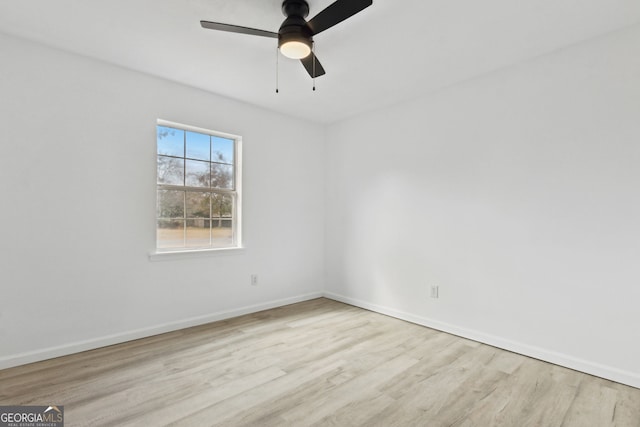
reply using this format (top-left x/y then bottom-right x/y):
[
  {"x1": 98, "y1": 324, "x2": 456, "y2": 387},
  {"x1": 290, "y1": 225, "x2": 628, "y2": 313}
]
[
  {"x1": 200, "y1": 0, "x2": 373, "y2": 79},
  {"x1": 280, "y1": 40, "x2": 311, "y2": 59}
]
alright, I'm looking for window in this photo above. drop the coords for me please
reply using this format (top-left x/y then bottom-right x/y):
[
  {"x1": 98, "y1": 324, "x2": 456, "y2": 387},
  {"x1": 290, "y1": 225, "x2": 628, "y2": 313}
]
[{"x1": 156, "y1": 120, "x2": 241, "y2": 251}]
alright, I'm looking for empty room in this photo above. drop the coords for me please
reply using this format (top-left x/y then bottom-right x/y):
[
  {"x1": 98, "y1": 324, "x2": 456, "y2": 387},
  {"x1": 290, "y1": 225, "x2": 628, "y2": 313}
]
[{"x1": 1, "y1": 0, "x2": 639, "y2": 426}]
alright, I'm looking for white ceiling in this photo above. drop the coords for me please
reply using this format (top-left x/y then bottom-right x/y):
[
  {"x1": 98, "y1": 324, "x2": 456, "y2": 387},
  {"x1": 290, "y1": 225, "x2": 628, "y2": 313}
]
[{"x1": 1, "y1": 0, "x2": 639, "y2": 124}]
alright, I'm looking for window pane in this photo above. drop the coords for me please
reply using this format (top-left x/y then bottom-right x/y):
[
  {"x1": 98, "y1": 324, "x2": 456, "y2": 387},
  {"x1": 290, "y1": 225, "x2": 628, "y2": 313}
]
[
  {"x1": 157, "y1": 190, "x2": 184, "y2": 218},
  {"x1": 212, "y1": 136, "x2": 234, "y2": 164},
  {"x1": 186, "y1": 219, "x2": 211, "y2": 248},
  {"x1": 157, "y1": 156, "x2": 184, "y2": 185},
  {"x1": 185, "y1": 159, "x2": 210, "y2": 187},
  {"x1": 212, "y1": 220, "x2": 233, "y2": 248},
  {"x1": 157, "y1": 126, "x2": 184, "y2": 157},
  {"x1": 212, "y1": 163, "x2": 234, "y2": 189},
  {"x1": 157, "y1": 219, "x2": 185, "y2": 248},
  {"x1": 212, "y1": 194, "x2": 233, "y2": 247},
  {"x1": 212, "y1": 193, "x2": 233, "y2": 217},
  {"x1": 186, "y1": 192, "x2": 210, "y2": 218},
  {"x1": 186, "y1": 131, "x2": 210, "y2": 161}
]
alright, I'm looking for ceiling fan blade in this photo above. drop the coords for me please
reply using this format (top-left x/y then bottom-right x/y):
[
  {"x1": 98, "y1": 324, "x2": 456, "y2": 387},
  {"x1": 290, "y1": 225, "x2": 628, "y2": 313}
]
[
  {"x1": 306, "y1": 0, "x2": 372, "y2": 35},
  {"x1": 200, "y1": 21, "x2": 278, "y2": 38},
  {"x1": 300, "y1": 52, "x2": 326, "y2": 78}
]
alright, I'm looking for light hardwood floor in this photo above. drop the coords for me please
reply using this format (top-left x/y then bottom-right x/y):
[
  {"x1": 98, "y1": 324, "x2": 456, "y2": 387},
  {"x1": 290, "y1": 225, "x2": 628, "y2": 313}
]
[{"x1": 1, "y1": 298, "x2": 639, "y2": 426}]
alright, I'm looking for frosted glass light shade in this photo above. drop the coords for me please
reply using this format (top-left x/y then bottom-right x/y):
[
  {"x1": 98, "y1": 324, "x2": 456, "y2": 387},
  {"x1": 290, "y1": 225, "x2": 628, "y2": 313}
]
[{"x1": 280, "y1": 41, "x2": 311, "y2": 59}]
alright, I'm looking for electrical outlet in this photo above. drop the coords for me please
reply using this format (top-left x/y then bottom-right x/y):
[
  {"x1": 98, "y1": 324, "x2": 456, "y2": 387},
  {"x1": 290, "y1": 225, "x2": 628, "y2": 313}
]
[
  {"x1": 251, "y1": 274, "x2": 258, "y2": 286},
  {"x1": 430, "y1": 285, "x2": 439, "y2": 299}
]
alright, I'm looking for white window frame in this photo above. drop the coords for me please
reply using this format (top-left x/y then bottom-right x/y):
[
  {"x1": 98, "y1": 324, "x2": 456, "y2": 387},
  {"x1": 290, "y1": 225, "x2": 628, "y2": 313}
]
[{"x1": 150, "y1": 119, "x2": 243, "y2": 260}]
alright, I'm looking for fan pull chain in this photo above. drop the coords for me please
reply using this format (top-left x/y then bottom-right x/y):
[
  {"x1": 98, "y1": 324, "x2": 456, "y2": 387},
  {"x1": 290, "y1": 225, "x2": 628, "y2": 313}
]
[
  {"x1": 276, "y1": 47, "x2": 280, "y2": 94},
  {"x1": 312, "y1": 42, "x2": 316, "y2": 91}
]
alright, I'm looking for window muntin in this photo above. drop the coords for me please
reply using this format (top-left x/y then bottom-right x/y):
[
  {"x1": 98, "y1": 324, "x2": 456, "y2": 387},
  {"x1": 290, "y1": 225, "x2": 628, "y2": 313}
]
[{"x1": 156, "y1": 122, "x2": 240, "y2": 251}]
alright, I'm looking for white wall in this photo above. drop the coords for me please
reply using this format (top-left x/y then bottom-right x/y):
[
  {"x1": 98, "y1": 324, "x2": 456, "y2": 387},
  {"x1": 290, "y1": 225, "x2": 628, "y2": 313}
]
[
  {"x1": 325, "y1": 25, "x2": 640, "y2": 388},
  {"x1": 0, "y1": 33, "x2": 325, "y2": 367}
]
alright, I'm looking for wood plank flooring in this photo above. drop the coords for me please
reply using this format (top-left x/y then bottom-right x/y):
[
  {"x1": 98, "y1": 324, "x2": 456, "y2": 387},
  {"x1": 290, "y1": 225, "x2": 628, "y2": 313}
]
[{"x1": 1, "y1": 298, "x2": 639, "y2": 426}]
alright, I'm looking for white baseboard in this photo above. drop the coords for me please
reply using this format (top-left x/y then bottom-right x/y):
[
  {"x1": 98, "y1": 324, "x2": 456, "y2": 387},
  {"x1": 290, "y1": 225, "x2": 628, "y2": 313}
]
[
  {"x1": 0, "y1": 292, "x2": 323, "y2": 371},
  {"x1": 323, "y1": 291, "x2": 640, "y2": 390}
]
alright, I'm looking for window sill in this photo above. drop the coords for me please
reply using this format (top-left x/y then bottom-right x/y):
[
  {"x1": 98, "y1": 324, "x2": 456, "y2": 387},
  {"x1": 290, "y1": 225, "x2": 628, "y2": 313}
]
[{"x1": 149, "y1": 247, "x2": 245, "y2": 261}]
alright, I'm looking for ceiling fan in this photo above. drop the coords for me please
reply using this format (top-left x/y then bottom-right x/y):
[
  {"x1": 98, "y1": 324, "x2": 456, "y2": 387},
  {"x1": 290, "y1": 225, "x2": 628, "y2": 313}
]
[{"x1": 201, "y1": 0, "x2": 373, "y2": 79}]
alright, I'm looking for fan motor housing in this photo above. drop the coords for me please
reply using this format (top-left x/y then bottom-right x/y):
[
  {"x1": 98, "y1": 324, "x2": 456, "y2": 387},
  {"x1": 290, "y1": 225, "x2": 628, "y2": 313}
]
[{"x1": 279, "y1": 0, "x2": 313, "y2": 50}]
